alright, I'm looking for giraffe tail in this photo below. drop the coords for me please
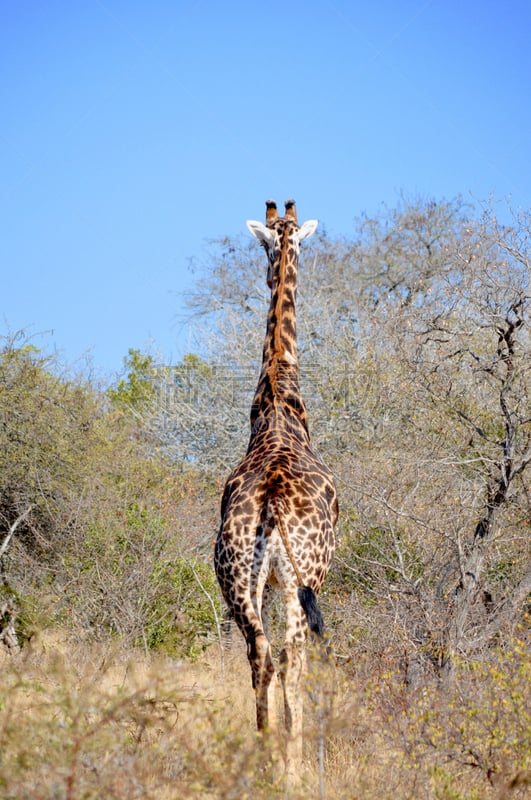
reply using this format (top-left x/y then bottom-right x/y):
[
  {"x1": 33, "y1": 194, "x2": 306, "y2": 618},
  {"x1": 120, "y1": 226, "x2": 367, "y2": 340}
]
[{"x1": 297, "y1": 585, "x2": 325, "y2": 638}]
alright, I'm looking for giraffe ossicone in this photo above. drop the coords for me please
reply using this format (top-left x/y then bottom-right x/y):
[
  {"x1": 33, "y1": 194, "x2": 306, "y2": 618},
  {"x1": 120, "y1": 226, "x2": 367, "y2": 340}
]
[{"x1": 214, "y1": 199, "x2": 338, "y2": 782}]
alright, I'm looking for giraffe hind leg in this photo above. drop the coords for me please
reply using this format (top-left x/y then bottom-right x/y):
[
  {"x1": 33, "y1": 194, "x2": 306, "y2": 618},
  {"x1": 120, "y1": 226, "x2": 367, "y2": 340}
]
[
  {"x1": 246, "y1": 627, "x2": 275, "y2": 732},
  {"x1": 261, "y1": 583, "x2": 279, "y2": 733},
  {"x1": 279, "y1": 638, "x2": 306, "y2": 781},
  {"x1": 235, "y1": 595, "x2": 275, "y2": 734},
  {"x1": 279, "y1": 595, "x2": 307, "y2": 780}
]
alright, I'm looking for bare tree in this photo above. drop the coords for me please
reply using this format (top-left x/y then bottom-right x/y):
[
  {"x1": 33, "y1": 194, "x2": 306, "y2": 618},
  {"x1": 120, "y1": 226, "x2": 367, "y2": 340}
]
[{"x1": 331, "y1": 204, "x2": 530, "y2": 676}]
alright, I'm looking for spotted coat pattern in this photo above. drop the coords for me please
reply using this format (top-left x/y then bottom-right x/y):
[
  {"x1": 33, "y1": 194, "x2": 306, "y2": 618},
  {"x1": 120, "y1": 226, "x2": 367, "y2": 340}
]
[{"x1": 214, "y1": 200, "x2": 338, "y2": 778}]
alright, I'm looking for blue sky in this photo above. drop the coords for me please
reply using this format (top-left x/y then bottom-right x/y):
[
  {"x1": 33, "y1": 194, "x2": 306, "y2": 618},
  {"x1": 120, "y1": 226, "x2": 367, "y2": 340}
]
[{"x1": 2, "y1": 0, "x2": 530, "y2": 381}]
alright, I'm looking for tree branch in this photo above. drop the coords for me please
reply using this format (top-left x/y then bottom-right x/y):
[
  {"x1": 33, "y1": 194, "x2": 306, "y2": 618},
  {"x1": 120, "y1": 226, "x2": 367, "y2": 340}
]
[{"x1": 0, "y1": 506, "x2": 33, "y2": 562}]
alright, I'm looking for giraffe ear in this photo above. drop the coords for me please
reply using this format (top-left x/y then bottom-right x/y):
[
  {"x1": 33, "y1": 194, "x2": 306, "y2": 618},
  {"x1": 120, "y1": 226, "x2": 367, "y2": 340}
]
[
  {"x1": 297, "y1": 219, "x2": 318, "y2": 241},
  {"x1": 246, "y1": 220, "x2": 276, "y2": 246}
]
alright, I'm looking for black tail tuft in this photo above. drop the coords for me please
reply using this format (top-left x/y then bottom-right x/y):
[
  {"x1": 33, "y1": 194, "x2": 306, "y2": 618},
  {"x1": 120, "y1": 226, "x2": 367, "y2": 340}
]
[{"x1": 298, "y1": 585, "x2": 325, "y2": 638}]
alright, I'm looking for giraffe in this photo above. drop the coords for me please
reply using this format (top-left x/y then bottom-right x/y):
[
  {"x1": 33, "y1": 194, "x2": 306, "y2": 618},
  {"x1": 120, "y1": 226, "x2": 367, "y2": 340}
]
[{"x1": 214, "y1": 199, "x2": 338, "y2": 780}]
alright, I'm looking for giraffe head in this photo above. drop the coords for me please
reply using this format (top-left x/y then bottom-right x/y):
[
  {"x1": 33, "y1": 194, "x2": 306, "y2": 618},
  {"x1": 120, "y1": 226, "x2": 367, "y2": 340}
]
[{"x1": 246, "y1": 200, "x2": 318, "y2": 288}]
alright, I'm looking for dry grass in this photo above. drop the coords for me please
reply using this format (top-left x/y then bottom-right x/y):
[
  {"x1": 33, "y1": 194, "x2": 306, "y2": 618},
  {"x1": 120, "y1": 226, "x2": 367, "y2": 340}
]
[{"x1": 0, "y1": 630, "x2": 529, "y2": 799}]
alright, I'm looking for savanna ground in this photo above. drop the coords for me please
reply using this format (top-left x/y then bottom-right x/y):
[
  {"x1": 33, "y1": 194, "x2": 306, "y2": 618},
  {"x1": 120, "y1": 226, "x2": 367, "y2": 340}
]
[
  {"x1": 1, "y1": 197, "x2": 530, "y2": 798},
  {"x1": 1, "y1": 623, "x2": 529, "y2": 799}
]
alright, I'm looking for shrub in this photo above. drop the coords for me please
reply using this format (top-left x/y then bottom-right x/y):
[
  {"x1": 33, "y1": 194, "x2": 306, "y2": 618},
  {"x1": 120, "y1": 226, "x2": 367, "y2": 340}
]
[{"x1": 145, "y1": 557, "x2": 222, "y2": 658}]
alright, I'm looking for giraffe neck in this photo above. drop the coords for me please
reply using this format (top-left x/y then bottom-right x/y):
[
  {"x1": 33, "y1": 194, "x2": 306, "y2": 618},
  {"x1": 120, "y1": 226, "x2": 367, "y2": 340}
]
[
  {"x1": 250, "y1": 225, "x2": 309, "y2": 434},
  {"x1": 265, "y1": 224, "x2": 298, "y2": 365}
]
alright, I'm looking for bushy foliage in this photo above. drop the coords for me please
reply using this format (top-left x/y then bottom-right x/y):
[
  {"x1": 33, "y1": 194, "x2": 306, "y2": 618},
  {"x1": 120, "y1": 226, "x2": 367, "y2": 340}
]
[
  {"x1": 144, "y1": 556, "x2": 221, "y2": 658},
  {"x1": 0, "y1": 335, "x2": 221, "y2": 656},
  {"x1": 106, "y1": 347, "x2": 158, "y2": 409}
]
